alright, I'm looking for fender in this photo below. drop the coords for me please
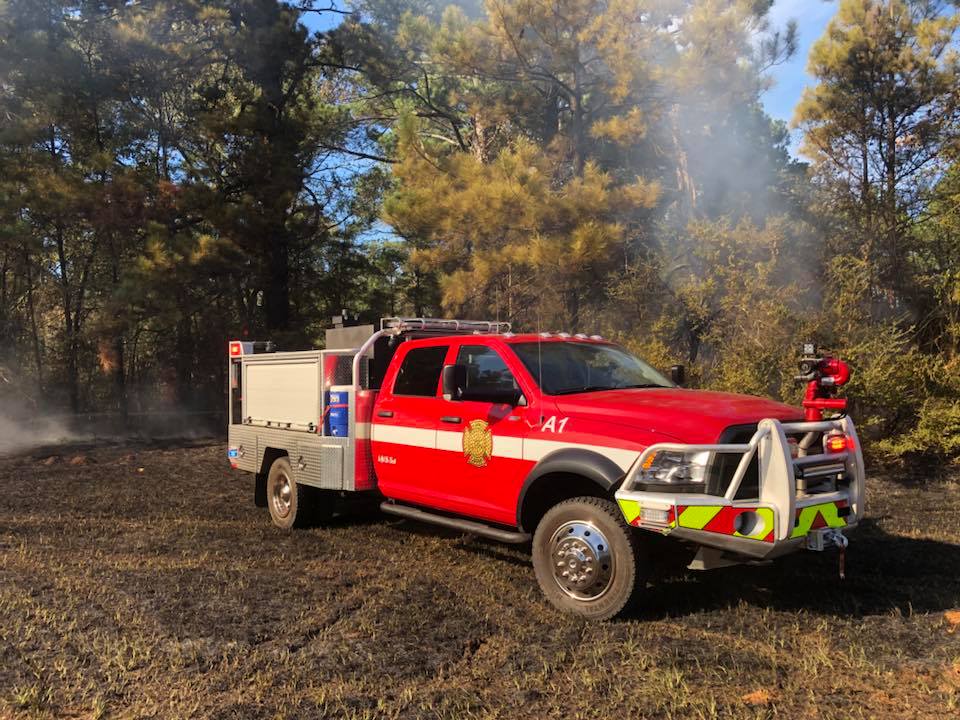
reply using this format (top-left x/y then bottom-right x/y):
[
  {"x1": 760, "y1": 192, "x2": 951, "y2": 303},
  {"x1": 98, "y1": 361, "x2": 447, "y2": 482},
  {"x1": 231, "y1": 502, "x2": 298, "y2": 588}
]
[{"x1": 515, "y1": 448, "x2": 627, "y2": 528}]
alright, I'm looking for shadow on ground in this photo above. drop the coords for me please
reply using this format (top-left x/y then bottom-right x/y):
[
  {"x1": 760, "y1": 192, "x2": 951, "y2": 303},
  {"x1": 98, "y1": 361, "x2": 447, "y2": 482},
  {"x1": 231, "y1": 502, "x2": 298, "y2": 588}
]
[
  {"x1": 635, "y1": 518, "x2": 960, "y2": 620},
  {"x1": 378, "y1": 513, "x2": 960, "y2": 620}
]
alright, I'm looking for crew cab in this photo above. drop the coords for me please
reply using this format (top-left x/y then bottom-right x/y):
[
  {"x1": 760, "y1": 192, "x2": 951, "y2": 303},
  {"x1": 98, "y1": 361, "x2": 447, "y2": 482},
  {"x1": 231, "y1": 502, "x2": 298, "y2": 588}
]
[{"x1": 227, "y1": 318, "x2": 865, "y2": 620}]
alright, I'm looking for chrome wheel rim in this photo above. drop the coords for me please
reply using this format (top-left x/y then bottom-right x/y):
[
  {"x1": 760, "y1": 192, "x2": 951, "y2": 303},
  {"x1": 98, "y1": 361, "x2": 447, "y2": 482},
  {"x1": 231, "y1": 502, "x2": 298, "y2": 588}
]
[
  {"x1": 549, "y1": 521, "x2": 614, "y2": 601},
  {"x1": 271, "y1": 471, "x2": 293, "y2": 518}
]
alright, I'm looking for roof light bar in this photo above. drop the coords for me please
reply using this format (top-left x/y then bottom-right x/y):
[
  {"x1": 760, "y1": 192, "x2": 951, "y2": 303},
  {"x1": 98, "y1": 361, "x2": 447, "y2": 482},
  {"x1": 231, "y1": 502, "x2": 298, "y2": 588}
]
[{"x1": 381, "y1": 317, "x2": 512, "y2": 334}]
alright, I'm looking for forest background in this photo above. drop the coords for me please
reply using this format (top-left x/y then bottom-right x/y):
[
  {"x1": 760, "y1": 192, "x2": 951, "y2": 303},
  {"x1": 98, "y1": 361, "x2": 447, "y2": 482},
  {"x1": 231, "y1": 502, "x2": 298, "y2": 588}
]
[{"x1": 2, "y1": 0, "x2": 959, "y2": 460}]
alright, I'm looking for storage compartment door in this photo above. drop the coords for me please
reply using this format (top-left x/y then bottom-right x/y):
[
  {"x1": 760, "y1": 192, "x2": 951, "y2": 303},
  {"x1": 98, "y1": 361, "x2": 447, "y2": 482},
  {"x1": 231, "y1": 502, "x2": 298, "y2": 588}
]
[{"x1": 245, "y1": 359, "x2": 320, "y2": 429}]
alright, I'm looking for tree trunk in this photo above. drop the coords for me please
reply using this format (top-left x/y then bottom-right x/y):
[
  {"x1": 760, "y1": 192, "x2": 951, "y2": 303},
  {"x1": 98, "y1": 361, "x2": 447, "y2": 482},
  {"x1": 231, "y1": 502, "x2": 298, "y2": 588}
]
[
  {"x1": 55, "y1": 225, "x2": 80, "y2": 413},
  {"x1": 174, "y1": 315, "x2": 194, "y2": 407},
  {"x1": 885, "y1": 101, "x2": 899, "y2": 295},
  {"x1": 264, "y1": 233, "x2": 290, "y2": 332},
  {"x1": 541, "y1": 85, "x2": 560, "y2": 146},
  {"x1": 22, "y1": 247, "x2": 43, "y2": 388},
  {"x1": 565, "y1": 287, "x2": 580, "y2": 331}
]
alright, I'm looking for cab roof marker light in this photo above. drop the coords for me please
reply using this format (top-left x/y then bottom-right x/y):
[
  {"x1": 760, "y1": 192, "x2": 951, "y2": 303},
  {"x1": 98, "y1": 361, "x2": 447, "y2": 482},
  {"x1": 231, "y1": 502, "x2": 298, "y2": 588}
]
[
  {"x1": 590, "y1": 335, "x2": 603, "y2": 340},
  {"x1": 557, "y1": 332, "x2": 571, "y2": 338},
  {"x1": 574, "y1": 333, "x2": 587, "y2": 339}
]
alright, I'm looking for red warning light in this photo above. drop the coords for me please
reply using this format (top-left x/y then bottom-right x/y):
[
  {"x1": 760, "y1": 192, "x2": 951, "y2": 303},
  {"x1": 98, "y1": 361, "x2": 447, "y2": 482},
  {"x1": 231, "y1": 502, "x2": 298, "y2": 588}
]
[
  {"x1": 229, "y1": 341, "x2": 242, "y2": 357},
  {"x1": 825, "y1": 435, "x2": 847, "y2": 453}
]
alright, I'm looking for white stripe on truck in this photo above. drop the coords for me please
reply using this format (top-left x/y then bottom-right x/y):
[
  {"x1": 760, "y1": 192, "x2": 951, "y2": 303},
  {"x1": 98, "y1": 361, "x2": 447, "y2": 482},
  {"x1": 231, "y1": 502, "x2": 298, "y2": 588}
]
[
  {"x1": 523, "y1": 437, "x2": 639, "y2": 471},
  {"x1": 371, "y1": 423, "x2": 638, "y2": 471},
  {"x1": 371, "y1": 424, "x2": 436, "y2": 448}
]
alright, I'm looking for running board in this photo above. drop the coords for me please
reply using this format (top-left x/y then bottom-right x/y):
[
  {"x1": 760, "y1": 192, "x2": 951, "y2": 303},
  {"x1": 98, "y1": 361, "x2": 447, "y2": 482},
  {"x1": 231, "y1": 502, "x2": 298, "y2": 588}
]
[{"x1": 379, "y1": 502, "x2": 531, "y2": 544}]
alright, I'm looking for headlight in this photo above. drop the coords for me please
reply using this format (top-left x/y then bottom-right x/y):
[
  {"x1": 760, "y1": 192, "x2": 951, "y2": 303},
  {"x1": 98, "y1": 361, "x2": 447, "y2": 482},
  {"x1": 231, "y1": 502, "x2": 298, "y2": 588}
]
[{"x1": 636, "y1": 450, "x2": 711, "y2": 492}]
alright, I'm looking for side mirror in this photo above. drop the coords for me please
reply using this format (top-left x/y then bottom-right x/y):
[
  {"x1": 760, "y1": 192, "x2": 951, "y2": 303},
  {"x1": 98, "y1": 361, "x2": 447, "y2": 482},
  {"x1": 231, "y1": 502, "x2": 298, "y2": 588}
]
[
  {"x1": 441, "y1": 364, "x2": 467, "y2": 401},
  {"x1": 670, "y1": 364, "x2": 685, "y2": 386}
]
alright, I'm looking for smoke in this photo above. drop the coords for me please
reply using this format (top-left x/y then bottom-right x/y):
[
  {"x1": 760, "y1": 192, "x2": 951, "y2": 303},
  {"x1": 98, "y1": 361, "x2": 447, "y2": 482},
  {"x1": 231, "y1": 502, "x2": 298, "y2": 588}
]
[
  {"x1": 0, "y1": 412, "x2": 81, "y2": 457},
  {"x1": 0, "y1": 390, "x2": 223, "y2": 458},
  {"x1": 0, "y1": 358, "x2": 226, "y2": 457},
  {"x1": 0, "y1": 408, "x2": 225, "y2": 457}
]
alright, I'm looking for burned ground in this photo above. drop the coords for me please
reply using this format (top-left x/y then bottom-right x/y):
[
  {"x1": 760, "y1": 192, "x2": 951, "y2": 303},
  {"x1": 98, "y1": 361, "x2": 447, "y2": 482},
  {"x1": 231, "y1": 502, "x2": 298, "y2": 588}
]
[{"x1": 1, "y1": 442, "x2": 959, "y2": 719}]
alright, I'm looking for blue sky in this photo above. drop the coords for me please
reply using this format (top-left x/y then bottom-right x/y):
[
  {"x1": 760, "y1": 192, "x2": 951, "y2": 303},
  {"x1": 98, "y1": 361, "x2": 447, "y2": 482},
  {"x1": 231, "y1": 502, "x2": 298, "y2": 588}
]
[
  {"x1": 764, "y1": 0, "x2": 838, "y2": 152},
  {"x1": 301, "y1": 0, "x2": 839, "y2": 155}
]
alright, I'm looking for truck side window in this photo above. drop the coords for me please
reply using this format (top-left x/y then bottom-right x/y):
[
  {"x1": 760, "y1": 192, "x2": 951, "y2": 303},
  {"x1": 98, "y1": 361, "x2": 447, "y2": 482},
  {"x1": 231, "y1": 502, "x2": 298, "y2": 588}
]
[
  {"x1": 393, "y1": 345, "x2": 449, "y2": 396},
  {"x1": 456, "y1": 345, "x2": 518, "y2": 398}
]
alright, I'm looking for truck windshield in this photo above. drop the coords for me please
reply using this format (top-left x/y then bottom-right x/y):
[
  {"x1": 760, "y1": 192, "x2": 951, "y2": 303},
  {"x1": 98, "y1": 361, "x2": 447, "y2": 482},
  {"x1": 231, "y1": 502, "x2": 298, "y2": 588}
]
[{"x1": 511, "y1": 342, "x2": 673, "y2": 395}]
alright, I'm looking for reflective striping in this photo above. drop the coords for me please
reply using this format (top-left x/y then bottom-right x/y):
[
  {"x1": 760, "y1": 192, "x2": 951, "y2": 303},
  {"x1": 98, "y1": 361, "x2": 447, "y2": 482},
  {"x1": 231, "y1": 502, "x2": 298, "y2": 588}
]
[
  {"x1": 522, "y1": 437, "x2": 639, "y2": 471},
  {"x1": 676, "y1": 505, "x2": 717, "y2": 530},
  {"x1": 355, "y1": 422, "x2": 370, "y2": 440},
  {"x1": 790, "y1": 500, "x2": 847, "y2": 538},
  {"x1": 736, "y1": 507, "x2": 774, "y2": 541},
  {"x1": 661, "y1": 501, "x2": 846, "y2": 543},
  {"x1": 371, "y1": 424, "x2": 436, "y2": 448},
  {"x1": 372, "y1": 422, "x2": 639, "y2": 468},
  {"x1": 617, "y1": 498, "x2": 642, "y2": 525},
  {"x1": 748, "y1": 508, "x2": 776, "y2": 542},
  {"x1": 493, "y1": 434, "x2": 525, "y2": 459},
  {"x1": 669, "y1": 505, "x2": 776, "y2": 542},
  {"x1": 436, "y1": 430, "x2": 461, "y2": 453}
]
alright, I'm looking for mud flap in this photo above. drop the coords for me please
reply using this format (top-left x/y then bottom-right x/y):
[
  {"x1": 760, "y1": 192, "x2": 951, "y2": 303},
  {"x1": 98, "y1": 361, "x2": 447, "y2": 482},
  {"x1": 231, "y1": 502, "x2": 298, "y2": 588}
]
[{"x1": 254, "y1": 472, "x2": 267, "y2": 507}]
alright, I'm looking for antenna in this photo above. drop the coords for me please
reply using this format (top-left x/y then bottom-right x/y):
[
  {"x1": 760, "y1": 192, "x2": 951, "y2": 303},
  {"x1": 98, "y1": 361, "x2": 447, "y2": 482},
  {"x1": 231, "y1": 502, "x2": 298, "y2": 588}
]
[{"x1": 536, "y1": 308, "x2": 544, "y2": 428}]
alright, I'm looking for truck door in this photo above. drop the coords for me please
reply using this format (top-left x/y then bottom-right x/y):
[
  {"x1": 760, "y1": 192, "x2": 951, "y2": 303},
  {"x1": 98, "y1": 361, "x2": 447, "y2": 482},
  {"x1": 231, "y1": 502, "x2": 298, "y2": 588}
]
[
  {"x1": 432, "y1": 342, "x2": 536, "y2": 525},
  {"x1": 370, "y1": 341, "x2": 449, "y2": 504}
]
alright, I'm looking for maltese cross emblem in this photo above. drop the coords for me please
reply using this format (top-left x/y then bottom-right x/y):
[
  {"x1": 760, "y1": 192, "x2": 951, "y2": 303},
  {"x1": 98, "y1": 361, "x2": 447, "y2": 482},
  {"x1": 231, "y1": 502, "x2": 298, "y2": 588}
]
[{"x1": 462, "y1": 419, "x2": 493, "y2": 468}]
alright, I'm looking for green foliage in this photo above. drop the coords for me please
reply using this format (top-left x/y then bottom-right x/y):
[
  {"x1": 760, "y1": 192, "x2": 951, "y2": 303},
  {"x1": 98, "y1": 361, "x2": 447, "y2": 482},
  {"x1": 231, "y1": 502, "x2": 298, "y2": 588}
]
[
  {"x1": 612, "y1": 217, "x2": 812, "y2": 399},
  {"x1": 794, "y1": 0, "x2": 960, "y2": 287},
  {"x1": 1, "y1": 0, "x2": 960, "y2": 462},
  {"x1": 383, "y1": 122, "x2": 660, "y2": 324},
  {"x1": 876, "y1": 398, "x2": 960, "y2": 458},
  {"x1": 787, "y1": 0, "x2": 960, "y2": 457},
  {"x1": 0, "y1": 0, "x2": 406, "y2": 413}
]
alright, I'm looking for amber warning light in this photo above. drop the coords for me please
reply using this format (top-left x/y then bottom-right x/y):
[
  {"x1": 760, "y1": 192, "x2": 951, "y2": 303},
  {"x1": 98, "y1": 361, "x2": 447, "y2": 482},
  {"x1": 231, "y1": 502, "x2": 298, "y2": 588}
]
[{"x1": 825, "y1": 435, "x2": 855, "y2": 454}]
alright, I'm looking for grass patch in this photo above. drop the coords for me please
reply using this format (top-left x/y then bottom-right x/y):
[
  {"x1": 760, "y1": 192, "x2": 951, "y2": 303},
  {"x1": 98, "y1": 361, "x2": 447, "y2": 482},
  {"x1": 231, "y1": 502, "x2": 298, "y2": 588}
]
[{"x1": 1, "y1": 443, "x2": 958, "y2": 718}]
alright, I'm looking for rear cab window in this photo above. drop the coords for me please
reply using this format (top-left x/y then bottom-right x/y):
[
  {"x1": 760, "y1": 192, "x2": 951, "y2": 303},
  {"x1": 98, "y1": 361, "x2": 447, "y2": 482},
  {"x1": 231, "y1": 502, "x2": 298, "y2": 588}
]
[{"x1": 392, "y1": 344, "x2": 449, "y2": 396}]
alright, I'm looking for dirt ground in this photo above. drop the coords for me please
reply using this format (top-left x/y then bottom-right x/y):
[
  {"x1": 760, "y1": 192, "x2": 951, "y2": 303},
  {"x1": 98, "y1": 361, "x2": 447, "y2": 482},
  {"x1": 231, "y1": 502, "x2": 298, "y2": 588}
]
[{"x1": 1, "y1": 441, "x2": 959, "y2": 720}]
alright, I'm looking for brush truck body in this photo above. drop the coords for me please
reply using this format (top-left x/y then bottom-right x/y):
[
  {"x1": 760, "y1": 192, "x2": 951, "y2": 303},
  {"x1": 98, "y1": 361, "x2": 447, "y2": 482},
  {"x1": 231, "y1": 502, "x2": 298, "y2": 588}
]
[{"x1": 227, "y1": 318, "x2": 865, "y2": 620}]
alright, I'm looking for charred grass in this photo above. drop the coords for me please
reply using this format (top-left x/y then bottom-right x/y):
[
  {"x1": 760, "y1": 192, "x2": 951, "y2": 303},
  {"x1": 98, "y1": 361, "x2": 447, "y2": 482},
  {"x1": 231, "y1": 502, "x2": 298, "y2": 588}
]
[{"x1": 1, "y1": 443, "x2": 959, "y2": 719}]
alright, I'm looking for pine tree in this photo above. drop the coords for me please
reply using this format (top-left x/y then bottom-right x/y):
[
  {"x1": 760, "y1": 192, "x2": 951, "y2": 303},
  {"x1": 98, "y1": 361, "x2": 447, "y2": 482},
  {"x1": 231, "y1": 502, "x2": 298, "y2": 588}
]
[{"x1": 794, "y1": 0, "x2": 960, "y2": 303}]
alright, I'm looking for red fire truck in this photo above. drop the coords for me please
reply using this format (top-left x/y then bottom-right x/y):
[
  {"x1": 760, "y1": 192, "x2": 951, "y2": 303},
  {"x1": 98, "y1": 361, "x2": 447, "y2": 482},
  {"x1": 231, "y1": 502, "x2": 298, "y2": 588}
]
[{"x1": 227, "y1": 318, "x2": 864, "y2": 620}]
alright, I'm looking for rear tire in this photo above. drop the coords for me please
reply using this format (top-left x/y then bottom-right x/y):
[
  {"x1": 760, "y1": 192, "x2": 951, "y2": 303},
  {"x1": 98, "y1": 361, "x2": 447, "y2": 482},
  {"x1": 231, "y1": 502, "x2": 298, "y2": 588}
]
[
  {"x1": 266, "y1": 457, "x2": 311, "y2": 529},
  {"x1": 532, "y1": 496, "x2": 647, "y2": 620}
]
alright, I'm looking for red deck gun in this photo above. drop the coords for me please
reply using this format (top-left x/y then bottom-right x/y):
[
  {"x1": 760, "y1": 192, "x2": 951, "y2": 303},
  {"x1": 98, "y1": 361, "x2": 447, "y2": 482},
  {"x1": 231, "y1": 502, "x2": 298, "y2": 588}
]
[{"x1": 795, "y1": 343, "x2": 850, "y2": 422}]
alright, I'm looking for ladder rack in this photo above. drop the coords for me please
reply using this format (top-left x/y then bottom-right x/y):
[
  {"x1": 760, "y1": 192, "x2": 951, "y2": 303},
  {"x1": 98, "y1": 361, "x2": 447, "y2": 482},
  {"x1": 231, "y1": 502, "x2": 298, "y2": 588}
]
[{"x1": 380, "y1": 317, "x2": 512, "y2": 334}]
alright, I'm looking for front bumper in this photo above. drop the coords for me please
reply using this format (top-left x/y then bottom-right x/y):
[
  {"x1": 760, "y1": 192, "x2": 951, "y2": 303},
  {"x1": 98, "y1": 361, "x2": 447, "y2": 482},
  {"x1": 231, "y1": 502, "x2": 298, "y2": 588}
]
[{"x1": 614, "y1": 417, "x2": 865, "y2": 560}]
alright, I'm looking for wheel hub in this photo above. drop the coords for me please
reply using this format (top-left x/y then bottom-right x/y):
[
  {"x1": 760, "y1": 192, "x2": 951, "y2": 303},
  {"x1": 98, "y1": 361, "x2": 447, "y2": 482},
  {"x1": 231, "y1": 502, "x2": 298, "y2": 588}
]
[
  {"x1": 549, "y1": 521, "x2": 614, "y2": 601},
  {"x1": 272, "y1": 472, "x2": 292, "y2": 518}
]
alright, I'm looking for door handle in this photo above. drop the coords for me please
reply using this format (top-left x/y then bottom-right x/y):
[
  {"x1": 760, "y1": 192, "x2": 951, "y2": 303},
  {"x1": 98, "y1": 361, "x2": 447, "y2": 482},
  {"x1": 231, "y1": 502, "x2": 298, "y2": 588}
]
[
  {"x1": 377, "y1": 410, "x2": 394, "y2": 418},
  {"x1": 440, "y1": 416, "x2": 462, "y2": 424}
]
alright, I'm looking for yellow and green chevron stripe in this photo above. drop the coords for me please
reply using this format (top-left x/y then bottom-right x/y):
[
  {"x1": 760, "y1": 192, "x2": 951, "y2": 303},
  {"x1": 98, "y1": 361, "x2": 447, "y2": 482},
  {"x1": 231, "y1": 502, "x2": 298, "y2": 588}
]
[{"x1": 621, "y1": 496, "x2": 849, "y2": 543}]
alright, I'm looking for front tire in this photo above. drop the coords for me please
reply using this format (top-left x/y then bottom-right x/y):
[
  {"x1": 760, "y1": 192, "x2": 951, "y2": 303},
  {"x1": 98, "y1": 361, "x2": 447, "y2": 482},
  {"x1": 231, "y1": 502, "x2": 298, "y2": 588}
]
[
  {"x1": 266, "y1": 457, "x2": 311, "y2": 529},
  {"x1": 532, "y1": 496, "x2": 647, "y2": 620}
]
